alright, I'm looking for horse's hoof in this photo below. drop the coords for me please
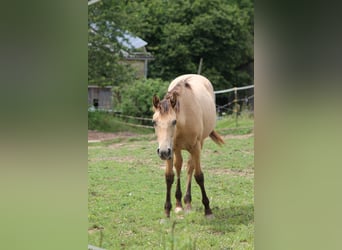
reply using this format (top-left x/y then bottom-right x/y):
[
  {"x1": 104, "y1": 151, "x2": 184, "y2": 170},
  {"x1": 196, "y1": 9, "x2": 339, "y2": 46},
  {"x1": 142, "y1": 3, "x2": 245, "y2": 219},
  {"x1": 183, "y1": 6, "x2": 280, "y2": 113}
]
[
  {"x1": 159, "y1": 218, "x2": 167, "y2": 224},
  {"x1": 176, "y1": 214, "x2": 184, "y2": 220},
  {"x1": 175, "y1": 207, "x2": 183, "y2": 213},
  {"x1": 185, "y1": 204, "x2": 192, "y2": 213},
  {"x1": 205, "y1": 213, "x2": 215, "y2": 219}
]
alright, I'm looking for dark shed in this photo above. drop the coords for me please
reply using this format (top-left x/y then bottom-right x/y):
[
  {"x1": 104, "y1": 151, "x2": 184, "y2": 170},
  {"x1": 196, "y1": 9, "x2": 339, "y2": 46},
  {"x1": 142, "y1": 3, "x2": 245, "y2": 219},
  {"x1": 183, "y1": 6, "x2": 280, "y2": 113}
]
[{"x1": 88, "y1": 85, "x2": 112, "y2": 110}]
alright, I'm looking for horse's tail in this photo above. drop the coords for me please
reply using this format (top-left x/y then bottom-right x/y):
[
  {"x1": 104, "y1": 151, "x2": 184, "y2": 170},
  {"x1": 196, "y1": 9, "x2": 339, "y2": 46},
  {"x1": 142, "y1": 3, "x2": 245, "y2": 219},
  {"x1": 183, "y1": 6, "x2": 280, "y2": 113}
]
[{"x1": 209, "y1": 130, "x2": 225, "y2": 146}]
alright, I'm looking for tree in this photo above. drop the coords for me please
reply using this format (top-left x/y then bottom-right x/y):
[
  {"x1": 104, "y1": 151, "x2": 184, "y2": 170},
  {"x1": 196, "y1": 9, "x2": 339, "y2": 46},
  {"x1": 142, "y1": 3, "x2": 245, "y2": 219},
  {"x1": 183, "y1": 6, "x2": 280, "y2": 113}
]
[
  {"x1": 119, "y1": 78, "x2": 169, "y2": 117},
  {"x1": 88, "y1": 0, "x2": 254, "y2": 115},
  {"x1": 126, "y1": 0, "x2": 254, "y2": 90},
  {"x1": 88, "y1": 0, "x2": 138, "y2": 86}
]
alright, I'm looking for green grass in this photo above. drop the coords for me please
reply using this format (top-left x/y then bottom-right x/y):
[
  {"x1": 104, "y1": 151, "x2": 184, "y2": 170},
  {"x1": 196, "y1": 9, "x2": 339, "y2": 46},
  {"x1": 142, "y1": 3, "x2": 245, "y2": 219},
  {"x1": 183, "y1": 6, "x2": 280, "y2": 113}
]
[
  {"x1": 88, "y1": 111, "x2": 153, "y2": 134},
  {"x1": 216, "y1": 113, "x2": 254, "y2": 135},
  {"x1": 88, "y1": 129, "x2": 254, "y2": 249}
]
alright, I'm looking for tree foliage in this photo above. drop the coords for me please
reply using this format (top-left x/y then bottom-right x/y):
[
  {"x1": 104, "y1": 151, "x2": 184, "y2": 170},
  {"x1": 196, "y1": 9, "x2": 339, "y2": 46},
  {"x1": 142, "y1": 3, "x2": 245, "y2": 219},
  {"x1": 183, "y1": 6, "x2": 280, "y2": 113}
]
[
  {"x1": 88, "y1": 0, "x2": 254, "y2": 116},
  {"x1": 126, "y1": 0, "x2": 254, "y2": 90},
  {"x1": 119, "y1": 78, "x2": 169, "y2": 117},
  {"x1": 88, "y1": 1, "x2": 138, "y2": 86},
  {"x1": 89, "y1": 0, "x2": 253, "y2": 89}
]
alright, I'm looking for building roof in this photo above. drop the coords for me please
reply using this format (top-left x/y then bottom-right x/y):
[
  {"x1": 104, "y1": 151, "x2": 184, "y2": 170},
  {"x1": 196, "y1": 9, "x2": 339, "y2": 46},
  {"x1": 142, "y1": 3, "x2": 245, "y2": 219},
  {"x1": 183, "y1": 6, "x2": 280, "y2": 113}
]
[
  {"x1": 90, "y1": 23, "x2": 147, "y2": 50},
  {"x1": 116, "y1": 31, "x2": 148, "y2": 50}
]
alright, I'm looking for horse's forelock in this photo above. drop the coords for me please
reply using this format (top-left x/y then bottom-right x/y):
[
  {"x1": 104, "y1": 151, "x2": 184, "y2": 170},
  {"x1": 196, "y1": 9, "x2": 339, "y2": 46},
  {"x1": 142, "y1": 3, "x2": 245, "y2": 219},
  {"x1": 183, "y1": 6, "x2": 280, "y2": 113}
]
[
  {"x1": 158, "y1": 90, "x2": 180, "y2": 115},
  {"x1": 157, "y1": 79, "x2": 193, "y2": 115},
  {"x1": 159, "y1": 99, "x2": 170, "y2": 114}
]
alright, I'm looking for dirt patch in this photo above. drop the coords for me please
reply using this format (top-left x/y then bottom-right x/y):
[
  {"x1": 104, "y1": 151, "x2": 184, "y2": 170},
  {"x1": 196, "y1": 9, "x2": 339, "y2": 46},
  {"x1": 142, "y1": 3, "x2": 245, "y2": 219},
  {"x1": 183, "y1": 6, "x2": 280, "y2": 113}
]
[
  {"x1": 88, "y1": 156, "x2": 136, "y2": 163},
  {"x1": 209, "y1": 168, "x2": 254, "y2": 178},
  {"x1": 222, "y1": 133, "x2": 254, "y2": 140},
  {"x1": 88, "y1": 225, "x2": 104, "y2": 234},
  {"x1": 88, "y1": 130, "x2": 138, "y2": 142}
]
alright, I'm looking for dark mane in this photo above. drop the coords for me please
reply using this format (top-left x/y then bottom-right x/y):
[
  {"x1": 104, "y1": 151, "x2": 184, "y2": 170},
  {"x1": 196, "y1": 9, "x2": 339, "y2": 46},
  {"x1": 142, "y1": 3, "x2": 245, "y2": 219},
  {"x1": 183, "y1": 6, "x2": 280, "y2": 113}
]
[
  {"x1": 157, "y1": 79, "x2": 193, "y2": 115},
  {"x1": 158, "y1": 87, "x2": 180, "y2": 115},
  {"x1": 159, "y1": 90, "x2": 179, "y2": 115}
]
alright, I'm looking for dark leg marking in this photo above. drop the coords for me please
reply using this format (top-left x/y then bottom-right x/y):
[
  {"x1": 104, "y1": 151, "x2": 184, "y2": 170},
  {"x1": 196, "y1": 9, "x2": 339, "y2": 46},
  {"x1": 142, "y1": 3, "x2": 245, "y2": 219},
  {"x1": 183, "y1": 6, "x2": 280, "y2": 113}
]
[
  {"x1": 194, "y1": 172, "x2": 212, "y2": 216},
  {"x1": 164, "y1": 174, "x2": 174, "y2": 217},
  {"x1": 183, "y1": 182, "x2": 192, "y2": 206},
  {"x1": 175, "y1": 177, "x2": 183, "y2": 209}
]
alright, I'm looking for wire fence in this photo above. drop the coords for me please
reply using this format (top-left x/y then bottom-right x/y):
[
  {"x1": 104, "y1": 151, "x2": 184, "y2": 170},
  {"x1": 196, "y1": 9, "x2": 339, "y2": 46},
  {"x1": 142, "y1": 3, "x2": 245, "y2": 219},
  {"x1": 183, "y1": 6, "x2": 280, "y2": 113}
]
[
  {"x1": 216, "y1": 95, "x2": 254, "y2": 116},
  {"x1": 93, "y1": 85, "x2": 254, "y2": 130},
  {"x1": 114, "y1": 113, "x2": 152, "y2": 121},
  {"x1": 214, "y1": 84, "x2": 254, "y2": 94},
  {"x1": 114, "y1": 114, "x2": 153, "y2": 129},
  {"x1": 215, "y1": 85, "x2": 254, "y2": 116}
]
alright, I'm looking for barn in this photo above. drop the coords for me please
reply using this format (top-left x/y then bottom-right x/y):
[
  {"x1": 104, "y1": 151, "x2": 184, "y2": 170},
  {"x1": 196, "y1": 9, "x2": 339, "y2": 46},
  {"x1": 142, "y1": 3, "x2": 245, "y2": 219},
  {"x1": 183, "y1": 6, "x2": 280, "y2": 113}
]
[{"x1": 88, "y1": 85, "x2": 113, "y2": 111}]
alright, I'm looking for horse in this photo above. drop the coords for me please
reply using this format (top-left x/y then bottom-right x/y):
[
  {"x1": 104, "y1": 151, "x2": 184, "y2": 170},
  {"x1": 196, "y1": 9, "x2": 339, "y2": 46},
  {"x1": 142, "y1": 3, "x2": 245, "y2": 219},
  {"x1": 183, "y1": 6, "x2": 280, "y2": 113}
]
[{"x1": 152, "y1": 74, "x2": 224, "y2": 218}]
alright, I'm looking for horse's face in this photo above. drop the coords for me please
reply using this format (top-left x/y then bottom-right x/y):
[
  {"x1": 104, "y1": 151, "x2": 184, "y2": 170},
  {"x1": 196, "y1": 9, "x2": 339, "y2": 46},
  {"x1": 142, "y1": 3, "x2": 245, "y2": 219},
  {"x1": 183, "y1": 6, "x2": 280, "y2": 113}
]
[
  {"x1": 152, "y1": 111, "x2": 177, "y2": 160},
  {"x1": 152, "y1": 94, "x2": 178, "y2": 160}
]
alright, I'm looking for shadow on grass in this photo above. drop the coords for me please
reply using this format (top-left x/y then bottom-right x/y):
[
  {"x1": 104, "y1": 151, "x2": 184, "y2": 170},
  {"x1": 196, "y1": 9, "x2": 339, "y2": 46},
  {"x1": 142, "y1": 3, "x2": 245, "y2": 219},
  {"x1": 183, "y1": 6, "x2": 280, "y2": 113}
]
[{"x1": 199, "y1": 204, "x2": 254, "y2": 233}]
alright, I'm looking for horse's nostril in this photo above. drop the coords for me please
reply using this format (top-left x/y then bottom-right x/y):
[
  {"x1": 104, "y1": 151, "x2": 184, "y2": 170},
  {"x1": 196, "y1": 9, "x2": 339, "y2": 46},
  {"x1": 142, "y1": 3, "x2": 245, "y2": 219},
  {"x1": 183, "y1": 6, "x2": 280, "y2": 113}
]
[{"x1": 157, "y1": 147, "x2": 172, "y2": 160}]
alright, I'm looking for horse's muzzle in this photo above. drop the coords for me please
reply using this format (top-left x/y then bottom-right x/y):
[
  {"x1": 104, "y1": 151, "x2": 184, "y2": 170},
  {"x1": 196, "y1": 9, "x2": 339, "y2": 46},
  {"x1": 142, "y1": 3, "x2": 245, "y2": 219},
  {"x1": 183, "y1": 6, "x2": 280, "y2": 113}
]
[{"x1": 157, "y1": 148, "x2": 172, "y2": 160}]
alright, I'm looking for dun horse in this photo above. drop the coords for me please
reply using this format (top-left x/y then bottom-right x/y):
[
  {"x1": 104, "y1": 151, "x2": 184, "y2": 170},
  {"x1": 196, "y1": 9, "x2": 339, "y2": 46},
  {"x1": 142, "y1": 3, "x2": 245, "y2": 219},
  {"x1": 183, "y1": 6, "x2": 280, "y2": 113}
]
[{"x1": 152, "y1": 74, "x2": 224, "y2": 217}]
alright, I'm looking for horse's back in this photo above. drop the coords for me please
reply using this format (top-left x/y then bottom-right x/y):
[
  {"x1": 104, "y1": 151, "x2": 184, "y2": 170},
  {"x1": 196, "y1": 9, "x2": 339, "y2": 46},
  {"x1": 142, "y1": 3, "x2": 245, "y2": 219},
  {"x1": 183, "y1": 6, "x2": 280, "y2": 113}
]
[
  {"x1": 169, "y1": 74, "x2": 213, "y2": 95},
  {"x1": 169, "y1": 74, "x2": 217, "y2": 139},
  {"x1": 168, "y1": 74, "x2": 215, "y2": 102}
]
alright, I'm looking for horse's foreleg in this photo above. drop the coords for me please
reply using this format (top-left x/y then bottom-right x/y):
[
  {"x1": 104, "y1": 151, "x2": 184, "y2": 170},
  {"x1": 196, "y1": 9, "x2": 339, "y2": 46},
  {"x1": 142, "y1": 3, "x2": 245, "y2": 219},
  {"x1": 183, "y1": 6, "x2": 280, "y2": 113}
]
[
  {"x1": 174, "y1": 150, "x2": 183, "y2": 213},
  {"x1": 164, "y1": 159, "x2": 174, "y2": 217}
]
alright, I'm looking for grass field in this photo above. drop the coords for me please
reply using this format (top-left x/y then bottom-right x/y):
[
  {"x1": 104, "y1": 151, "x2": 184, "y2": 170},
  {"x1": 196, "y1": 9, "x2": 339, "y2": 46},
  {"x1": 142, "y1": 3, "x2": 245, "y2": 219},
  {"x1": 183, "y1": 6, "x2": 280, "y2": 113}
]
[{"x1": 88, "y1": 116, "x2": 254, "y2": 249}]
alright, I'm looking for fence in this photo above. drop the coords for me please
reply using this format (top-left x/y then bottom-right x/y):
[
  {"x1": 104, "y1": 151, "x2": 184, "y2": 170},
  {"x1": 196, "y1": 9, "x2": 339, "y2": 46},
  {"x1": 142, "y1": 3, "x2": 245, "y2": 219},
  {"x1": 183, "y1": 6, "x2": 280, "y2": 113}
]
[
  {"x1": 113, "y1": 113, "x2": 153, "y2": 129},
  {"x1": 95, "y1": 85, "x2": 254, "y2": 130},
  {"x1": 215, "y1": 85, "x2": 254, "y2": 116}
]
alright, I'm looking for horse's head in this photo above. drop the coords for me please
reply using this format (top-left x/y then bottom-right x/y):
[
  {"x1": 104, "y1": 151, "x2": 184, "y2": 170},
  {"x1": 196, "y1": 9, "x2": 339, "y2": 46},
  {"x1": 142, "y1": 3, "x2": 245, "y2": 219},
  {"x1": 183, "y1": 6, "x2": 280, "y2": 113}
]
[{"x1": 152, "y1": 92, "x2": 179, "y2": 160}]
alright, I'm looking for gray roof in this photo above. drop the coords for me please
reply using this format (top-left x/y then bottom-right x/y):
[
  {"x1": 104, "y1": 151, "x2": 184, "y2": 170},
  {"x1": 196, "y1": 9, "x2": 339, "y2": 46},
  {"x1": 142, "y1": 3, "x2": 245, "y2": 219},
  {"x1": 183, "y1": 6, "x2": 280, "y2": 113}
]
[
  {"x1": 90, "y1": 23, "x2": 147, "y2": 50},
  {"x1": 116, "y1": 31, "x2": 147, "y2": 50}
]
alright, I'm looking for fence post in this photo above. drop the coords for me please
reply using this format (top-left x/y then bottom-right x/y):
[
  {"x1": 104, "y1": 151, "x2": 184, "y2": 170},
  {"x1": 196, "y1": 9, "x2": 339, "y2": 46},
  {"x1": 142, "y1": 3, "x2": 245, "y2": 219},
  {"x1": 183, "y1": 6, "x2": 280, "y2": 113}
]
[
  {"x1": 197, "y1": 57, "x2": 203, "y2": 75},
  {"x1": 233, "y1": 87, "x2": 240, "y2": 127}
]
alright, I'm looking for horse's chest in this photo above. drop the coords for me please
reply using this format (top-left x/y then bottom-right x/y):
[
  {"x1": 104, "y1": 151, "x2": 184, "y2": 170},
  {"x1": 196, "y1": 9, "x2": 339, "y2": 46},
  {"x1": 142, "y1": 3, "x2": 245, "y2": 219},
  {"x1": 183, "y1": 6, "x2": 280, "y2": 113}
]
[{"x1": 174, "y1": 131, "x2": 198, "y2": 151}]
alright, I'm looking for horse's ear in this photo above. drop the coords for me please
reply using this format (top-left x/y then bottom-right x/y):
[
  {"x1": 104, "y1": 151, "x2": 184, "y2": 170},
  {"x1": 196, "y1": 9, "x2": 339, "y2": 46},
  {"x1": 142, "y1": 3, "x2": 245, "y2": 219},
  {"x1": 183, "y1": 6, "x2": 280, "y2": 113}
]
[
  {"x1": 153, "y1": 94, "x2": 160, "y2": 109},
  {"x1": 170, "y1": 92, "x2": 178, "y2": 109}
]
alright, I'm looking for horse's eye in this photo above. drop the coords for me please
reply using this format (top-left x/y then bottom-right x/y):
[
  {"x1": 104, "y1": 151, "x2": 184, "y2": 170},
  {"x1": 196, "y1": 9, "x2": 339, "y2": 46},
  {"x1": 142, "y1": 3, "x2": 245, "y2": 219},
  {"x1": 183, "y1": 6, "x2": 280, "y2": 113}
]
[
  {"x1": 152, "y1": 120, "x2": 157, "y2": 127},
  {"x1": 172, "y1": 120, "x2": 177, "y2": 126}
]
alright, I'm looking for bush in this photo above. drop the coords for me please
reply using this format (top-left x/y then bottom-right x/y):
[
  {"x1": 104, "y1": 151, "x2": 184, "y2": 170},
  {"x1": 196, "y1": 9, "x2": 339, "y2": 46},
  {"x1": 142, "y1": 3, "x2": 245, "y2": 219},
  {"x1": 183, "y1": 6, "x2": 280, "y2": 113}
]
[
  {"x1": 119, "y1": 78, "x2": 169, "y2": 117},
  {"x1": 88, "y1": 111, "x2": 113, "y2": 131}
]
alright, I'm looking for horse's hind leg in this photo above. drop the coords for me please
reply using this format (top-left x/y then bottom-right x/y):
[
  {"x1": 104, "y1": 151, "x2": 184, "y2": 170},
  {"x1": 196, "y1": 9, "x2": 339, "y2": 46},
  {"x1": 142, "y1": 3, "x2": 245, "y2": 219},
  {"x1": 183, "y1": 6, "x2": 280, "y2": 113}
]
[
  {"x1": 174, "y1": 150, "x2": 183, "y2": 213},
  {"x1": 184, "y1": 156, "x2": 194, "y2": 212},
  {"x1": 192, "y1": 142, "x2": 213, "y2": 217},
  {"x1": 194, "y1": 171, "x2": 213, "y2": 217}
]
